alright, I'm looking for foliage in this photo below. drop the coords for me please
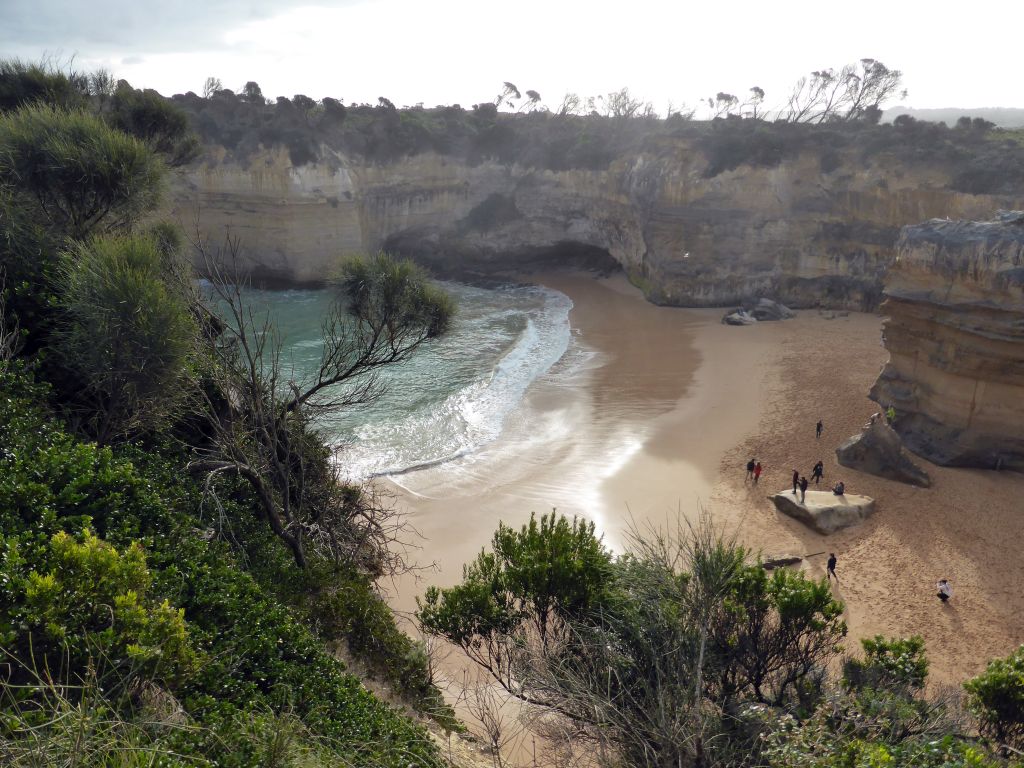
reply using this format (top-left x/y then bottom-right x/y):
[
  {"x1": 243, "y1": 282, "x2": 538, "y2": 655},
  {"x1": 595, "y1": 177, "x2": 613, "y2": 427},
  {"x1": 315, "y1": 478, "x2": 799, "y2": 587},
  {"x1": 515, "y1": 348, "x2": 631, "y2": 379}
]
[
  {"x1": 844, "y1": 635, "x2": 929, "y2": 693},
  {"x1": 0, "y1": 364, "x2": 444, "y2": 766},
  {"x1": 0, "y1": 104, "x2": 164, "y2": 238},
  {"x1": 15, "y1": 530, "x2": 195, "y2": 689},
  {"x1": 108, "y1": 83, "x2": 200, "y2": 166},
  {"x1": 0, "y1": 59, "x2": 88, "y2": 113},
  {"x1": 55, "y1": 233, "x2": 197, "y2": 444},
  {"x1": 965, "y1": 644, "x2": 1024, "y2": 749}
]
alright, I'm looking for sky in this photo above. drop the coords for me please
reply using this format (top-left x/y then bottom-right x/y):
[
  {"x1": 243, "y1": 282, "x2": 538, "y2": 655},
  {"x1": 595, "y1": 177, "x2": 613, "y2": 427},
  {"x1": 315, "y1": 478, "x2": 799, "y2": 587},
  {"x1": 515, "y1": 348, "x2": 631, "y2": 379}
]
[{"x1": 2, "y1": 0, "x2": 1023, "y2": 115}]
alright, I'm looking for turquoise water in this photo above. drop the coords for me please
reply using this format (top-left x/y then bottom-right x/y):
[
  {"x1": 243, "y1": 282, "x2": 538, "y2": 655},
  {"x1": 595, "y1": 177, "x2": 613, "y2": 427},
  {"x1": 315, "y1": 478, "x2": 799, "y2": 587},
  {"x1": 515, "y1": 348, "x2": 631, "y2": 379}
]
[{"x1": 227, "y1": 281, "x2": 574, "y2": 480}]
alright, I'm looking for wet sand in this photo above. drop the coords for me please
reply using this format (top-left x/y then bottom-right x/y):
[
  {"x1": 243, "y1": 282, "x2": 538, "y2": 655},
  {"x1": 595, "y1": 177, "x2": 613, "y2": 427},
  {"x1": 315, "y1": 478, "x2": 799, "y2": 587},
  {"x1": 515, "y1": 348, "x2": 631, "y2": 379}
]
[{"x1": 384, "y1": 272, "x2": 1024, "y2": 747}]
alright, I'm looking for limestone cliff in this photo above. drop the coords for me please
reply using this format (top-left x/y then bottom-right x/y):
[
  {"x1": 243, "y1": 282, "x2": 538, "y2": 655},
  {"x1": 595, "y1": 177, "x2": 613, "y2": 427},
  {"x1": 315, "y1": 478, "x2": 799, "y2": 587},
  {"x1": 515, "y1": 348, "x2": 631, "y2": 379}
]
[
  {"x1": 172, "y1": 138, "x2": 1024, "y2": 308},
  {"x1": 870, "y1": 211, "x2": 1024, "y2": 469}
]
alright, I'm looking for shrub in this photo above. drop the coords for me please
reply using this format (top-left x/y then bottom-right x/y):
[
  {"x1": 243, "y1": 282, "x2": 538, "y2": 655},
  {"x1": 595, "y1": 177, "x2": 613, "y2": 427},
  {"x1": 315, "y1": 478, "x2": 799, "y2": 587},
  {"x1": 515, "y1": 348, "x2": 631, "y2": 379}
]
[
  {"x1": 844, "y1": 635, "x2": 929, "y2": 692},
  {"x1": 965, "y1": 644, "x2": 1024, "y2": 749}
]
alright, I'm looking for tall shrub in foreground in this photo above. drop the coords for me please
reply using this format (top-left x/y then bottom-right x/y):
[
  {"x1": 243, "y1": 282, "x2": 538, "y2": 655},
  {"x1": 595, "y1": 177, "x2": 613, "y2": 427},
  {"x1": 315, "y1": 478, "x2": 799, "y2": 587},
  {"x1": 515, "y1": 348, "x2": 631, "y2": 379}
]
[
  {"x1": 55, "y1": 233, "x2": 196, "y2": 444},
  {"x1": 965, "y1": 644, "x2": 1024, "y2": 750}
]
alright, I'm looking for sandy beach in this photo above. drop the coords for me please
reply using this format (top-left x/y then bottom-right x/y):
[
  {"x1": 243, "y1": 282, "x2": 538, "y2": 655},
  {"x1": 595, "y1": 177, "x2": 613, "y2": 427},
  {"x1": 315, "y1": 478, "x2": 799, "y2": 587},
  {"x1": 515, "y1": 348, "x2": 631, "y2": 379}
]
[{"x1": 384, "y1": 271, "x2": 1024, "y2": 740}]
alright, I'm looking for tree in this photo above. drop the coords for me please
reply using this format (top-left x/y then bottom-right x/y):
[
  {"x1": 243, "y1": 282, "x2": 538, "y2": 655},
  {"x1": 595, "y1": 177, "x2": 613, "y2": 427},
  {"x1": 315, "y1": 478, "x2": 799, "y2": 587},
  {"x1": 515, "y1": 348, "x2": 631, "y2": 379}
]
[
  {"x1": 743, "y1": 86, "x2": 765, "y2": 119},
  {"x1": 495, "y1": 81, "x2": 520, "y2": 109},
  {"x1": 0, "y1": 104, "x2": 164, "y2": 239},
  {"x1": 599, "y1": 87, "x2": 654, "y2": 119},
  {"x1": 292, "y1": 93, "x2": 316, "y2": 114},
  {"x1": 519, "y1": 90, "x2": 541, "y2": 112},
  {"x1": 191, "y1": 244, "x2": 455, "y2": 569},
  {"x1": 419, "y1": 515, "x2": 847, "y2": 767},
  {"x1": 108, "y1": 84, "x2": 200, "y2": 166},
  {"x1": 54, "y1": 232, "x2": 197, "y2": 444},
  {"x1": 556, "y1": 92, "x2": 581, "y2": 116},
  {"x1": 202, "y1": 76, "x2": 222, "y2": 99},
  {"x1": 239, "y1": 80, "x2": 265, "y2": 105},
  {"x1": 785, "y1": 59, "x2": 904, "y2": 123},
  {"x1": 709, "y1": 92, "x2": 739, "y2": 119}
]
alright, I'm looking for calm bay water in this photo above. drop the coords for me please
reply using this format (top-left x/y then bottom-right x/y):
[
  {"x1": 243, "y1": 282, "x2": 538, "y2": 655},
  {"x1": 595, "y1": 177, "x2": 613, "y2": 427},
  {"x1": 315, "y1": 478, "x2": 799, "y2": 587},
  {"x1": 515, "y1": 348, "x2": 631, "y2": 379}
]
[{"x1": 232, "y1": 281, "x2": 574, "y2": 479}]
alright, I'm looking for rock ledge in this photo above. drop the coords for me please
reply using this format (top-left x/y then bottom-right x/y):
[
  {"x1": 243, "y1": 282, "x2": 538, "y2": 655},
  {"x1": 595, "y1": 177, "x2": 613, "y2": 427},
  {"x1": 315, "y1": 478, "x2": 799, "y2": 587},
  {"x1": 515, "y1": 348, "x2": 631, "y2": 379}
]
[{"x1": 770, "y1": 490, "x2": 876, "y2": 534}]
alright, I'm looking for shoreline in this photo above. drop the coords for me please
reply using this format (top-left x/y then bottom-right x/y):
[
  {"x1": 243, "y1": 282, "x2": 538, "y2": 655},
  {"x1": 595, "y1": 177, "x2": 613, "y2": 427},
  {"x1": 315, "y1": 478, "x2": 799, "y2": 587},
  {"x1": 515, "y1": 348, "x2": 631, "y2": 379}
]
[{"x1": 384, "y1": 270, "x2": 1024, "y2": 707}]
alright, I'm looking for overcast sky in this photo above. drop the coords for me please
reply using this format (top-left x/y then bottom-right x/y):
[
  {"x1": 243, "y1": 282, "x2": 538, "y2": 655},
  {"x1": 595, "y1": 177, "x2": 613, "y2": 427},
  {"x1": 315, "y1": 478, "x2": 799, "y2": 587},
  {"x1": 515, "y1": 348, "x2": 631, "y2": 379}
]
[{"x1": 3, "y1": 0, "x2": 1022, "y2": 114}]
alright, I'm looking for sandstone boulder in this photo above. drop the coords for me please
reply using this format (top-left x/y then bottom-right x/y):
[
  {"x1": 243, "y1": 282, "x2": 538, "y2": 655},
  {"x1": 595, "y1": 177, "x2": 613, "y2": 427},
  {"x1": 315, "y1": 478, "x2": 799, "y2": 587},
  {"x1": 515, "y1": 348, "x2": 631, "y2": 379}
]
[
  {"x1": 722, "y1": 309, "x2": 757, "y2": 325},
  {"x1": 836, "y1": 420, "x2": 931, "y2": 487},
  {"x1": 749, "y1": 297, "x2": 796, "y2": 321},
  {"x1": 771, "y1": 490, "x2": 876, "y2": 534},
  {"x1": 761, "y1": 554, "x2": 803, "y2": 570}
]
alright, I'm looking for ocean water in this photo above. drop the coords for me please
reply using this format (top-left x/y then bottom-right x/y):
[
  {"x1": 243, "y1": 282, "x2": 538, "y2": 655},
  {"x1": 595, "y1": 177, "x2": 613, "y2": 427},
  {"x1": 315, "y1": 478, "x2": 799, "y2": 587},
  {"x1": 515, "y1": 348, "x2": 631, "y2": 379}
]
[{"x1": 232, "y1": 281, "x2": 576, "y2": 480}]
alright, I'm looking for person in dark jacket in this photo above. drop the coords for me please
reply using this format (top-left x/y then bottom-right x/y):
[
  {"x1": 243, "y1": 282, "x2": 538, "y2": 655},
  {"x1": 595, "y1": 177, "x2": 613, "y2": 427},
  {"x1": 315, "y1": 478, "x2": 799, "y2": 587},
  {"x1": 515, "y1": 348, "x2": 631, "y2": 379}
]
[
  {"x1": 811, "y1": 460, "x2": 824, "y2": 485},
  {"x1": 799, "y1": 475, "x2": 809, "y2": 502}
]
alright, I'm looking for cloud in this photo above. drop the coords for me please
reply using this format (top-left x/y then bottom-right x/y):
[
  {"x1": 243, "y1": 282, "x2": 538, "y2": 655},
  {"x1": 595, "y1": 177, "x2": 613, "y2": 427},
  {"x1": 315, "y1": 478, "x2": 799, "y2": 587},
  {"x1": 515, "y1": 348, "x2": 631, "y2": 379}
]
[{"x1": 0, "y1": 0, "x2": 364, "y2": 55}]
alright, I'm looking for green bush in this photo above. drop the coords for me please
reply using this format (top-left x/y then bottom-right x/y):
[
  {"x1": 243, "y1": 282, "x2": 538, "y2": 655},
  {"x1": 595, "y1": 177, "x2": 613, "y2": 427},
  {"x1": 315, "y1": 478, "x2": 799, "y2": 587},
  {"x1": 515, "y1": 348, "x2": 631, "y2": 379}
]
[
  {"x1": 844, "y1": 635, "x2": 929, "y2": 692},
  {"x1": 965, "y1": 644, "x2": 1024, "y2": 749}
]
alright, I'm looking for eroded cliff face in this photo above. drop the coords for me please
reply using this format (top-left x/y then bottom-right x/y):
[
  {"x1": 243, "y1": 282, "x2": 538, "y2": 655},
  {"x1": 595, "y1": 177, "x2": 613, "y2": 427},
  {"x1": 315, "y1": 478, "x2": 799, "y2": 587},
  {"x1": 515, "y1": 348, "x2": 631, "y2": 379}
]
[
  {"x1": 870, "y1": 211, "x2": 1024, "y2": 469},
  {"x1": 172, "y1": 141, "x2": 1024, "y2": 308}
]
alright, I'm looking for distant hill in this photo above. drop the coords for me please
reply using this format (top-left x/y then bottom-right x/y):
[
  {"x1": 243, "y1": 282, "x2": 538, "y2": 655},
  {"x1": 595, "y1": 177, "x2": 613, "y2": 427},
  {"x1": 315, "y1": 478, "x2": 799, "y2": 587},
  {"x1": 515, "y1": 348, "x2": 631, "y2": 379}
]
[{"x1": 883, "y1": 106, "x2": 1024, "y2": 128}]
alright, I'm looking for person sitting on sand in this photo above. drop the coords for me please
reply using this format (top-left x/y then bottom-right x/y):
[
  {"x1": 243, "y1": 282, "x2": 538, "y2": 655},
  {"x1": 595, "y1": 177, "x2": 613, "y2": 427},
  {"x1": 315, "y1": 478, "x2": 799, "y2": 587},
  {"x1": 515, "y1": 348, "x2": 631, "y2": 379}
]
[
  {"x1": 832, "y1": 480, "x2": 845, "y2": 496},
  {"x1": 936, "y1": 579, "x2": 952, "y2": 603},
  {"x1": 746, "y1": 458, "x2": 755, "y2": 481},
  {"x1": 811, "y1": 461, "x2": 824, "y2": 485}
]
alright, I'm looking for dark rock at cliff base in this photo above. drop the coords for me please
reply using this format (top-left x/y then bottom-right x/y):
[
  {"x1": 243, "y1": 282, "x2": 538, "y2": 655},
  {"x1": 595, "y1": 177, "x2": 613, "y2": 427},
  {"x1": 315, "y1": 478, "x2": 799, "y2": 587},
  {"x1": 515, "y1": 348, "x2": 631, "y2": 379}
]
[
  {"x1": 771, "y1": 490, "x2": 876, "y2": 534},
  {"x1": 836, "y1": 420, "x2": 931, "y2": 487},
  {"x1": 748, "y1": 298, "x2": 796, "y2": 321},
  {"x1": 722, "y1": 309, "x2": 757, "y2": 325}
]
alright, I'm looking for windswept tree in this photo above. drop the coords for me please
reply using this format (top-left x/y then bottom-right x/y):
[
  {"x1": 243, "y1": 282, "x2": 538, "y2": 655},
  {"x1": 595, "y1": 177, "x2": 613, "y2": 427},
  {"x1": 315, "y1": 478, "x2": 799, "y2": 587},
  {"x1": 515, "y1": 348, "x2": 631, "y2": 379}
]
[
  {"x1": 709, "y1": 91, "x2": 739, "y2": 118},
  {"x1": 785, "y1": 58, "x2": 904, "y2": 123},
  {"x1": 743, "y1": 86, "x2": 765, "y2": 118},
  {"x1": 191, "y1": 243, "x2": 455, "y2": 569},
  {"x1": 556, "y1": 92, "x2": 581, "y2": 116},
  {"x1": 495, "y1": 81, "x2": 521, "y2": 109}
]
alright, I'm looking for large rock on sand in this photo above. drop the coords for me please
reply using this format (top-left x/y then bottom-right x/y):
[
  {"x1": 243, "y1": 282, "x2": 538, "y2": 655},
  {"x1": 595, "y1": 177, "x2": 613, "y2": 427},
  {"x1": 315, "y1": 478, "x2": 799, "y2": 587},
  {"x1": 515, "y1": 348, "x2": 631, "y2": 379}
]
[
  {"x1": 836, "y1": 420, "x2": 931, "y2": 487},
  {"x1": 771, "y1": 490, "x2": 876, "y2": 534}
]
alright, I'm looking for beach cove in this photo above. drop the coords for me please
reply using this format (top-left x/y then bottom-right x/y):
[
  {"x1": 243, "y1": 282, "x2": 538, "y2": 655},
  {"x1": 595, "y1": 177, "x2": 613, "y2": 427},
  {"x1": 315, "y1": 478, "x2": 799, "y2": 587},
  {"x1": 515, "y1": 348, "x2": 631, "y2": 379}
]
[{"x1": 386, "y1": 272, "x2": 1024, "y2": 692}]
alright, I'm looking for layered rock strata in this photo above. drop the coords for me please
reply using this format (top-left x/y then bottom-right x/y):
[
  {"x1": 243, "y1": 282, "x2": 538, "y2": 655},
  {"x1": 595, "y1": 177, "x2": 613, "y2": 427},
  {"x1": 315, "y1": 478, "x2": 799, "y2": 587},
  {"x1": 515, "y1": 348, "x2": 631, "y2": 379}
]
[
  {"x1": 172, "y1": 143, "x2": 1024, "y2": 309},
  {"x1": 870, "y1": 211, "x2": 1024, "y2": 469}
]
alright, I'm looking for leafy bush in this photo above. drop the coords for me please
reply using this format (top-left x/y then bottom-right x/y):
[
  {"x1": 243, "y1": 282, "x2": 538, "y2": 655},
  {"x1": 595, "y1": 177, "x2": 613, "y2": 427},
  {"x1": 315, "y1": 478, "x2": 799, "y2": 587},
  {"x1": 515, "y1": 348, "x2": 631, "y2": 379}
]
[
  {"x1": 0, "y1": 104, "x2": 164, "y2": 238},
  {"x1": 844, "y1": 635, "x2": 929, "y2": 692},
  {"x1": 965, "y1": 644, "x2": 1024, "y2": 749}
]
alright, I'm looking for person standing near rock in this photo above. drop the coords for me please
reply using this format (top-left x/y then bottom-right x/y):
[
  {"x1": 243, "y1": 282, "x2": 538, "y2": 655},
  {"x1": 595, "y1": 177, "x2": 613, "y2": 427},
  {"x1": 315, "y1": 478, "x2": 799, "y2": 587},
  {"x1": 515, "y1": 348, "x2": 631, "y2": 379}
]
[
  {"x1": 936, "y1": 579, "x2": 953, "y2": 603},
  {"x1": 816, "y1": 420, "x2": 823, "y2": 439},
  {"x1": 811, "y1": 460, "x2": 824, "y2": 485},
  {"x1": 746, "y1": 458, "x2": 756, "y2": 481},
  {"x1": 792, "y1": 469, "x2": 800, "y2": 495},
  {"x1": 827, "y1": 553, "x2": 838, "y2": 582},
  {"x1": 799, "y1": 475, "x2": 809, "y2": 502},
  {"x1": 753, "y1": 461, "x2": 763, "y2": 484}
]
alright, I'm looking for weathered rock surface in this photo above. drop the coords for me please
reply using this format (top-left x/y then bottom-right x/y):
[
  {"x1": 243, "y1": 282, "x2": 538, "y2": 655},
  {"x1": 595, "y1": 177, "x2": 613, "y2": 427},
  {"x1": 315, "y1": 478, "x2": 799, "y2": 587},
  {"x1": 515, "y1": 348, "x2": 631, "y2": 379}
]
[
  {"x1": 761, "y1": 554, "x2": 803, "y2": 570},
  {"x1": 836, "y1": 420, "x2": 931, "y2": 487},
  {"x1": 172, "y1": 143, "x2": 1024, "y2": 308},
  {"x1": 771, "y1": 490, "x2": 876, "y2": 534},
  {"x1": 748, "y1": 298, "x2": 795, "y2": 320},
  {"x1": 870, "y1": 211, "x2": 1024, "y2": 469},
  {"x1": 722, "y1": 309, "x2": 757, "y2": 325}
]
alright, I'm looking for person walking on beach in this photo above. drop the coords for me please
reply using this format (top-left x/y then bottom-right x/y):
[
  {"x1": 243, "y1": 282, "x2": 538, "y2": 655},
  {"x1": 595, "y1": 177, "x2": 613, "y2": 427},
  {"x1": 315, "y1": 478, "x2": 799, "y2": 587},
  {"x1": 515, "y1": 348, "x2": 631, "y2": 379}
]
[
  {"x1": 936, "y1": 579, "x2": 952, "y2": 603},
  {"x1": 753, "y1": 461, "x2": 763, "y2": 484},
  {"x1": 811, "y1": 460, "x2": 824, "y2": 486},
  {"x1": 816, "y1": 420, "x2": 823, "y2": 439},
  {"x1": 799, "y1": 475, "x2": 809, "y2": 502},
  {"x1": 792, "y1": 469, "x2": 800, "y2": 495},
  {"x1": 746, "y1": 458, "x2": 756, "y2": 481},
  {"x1": 827, "y1": 552, "x2": 838, "y2": 582}
]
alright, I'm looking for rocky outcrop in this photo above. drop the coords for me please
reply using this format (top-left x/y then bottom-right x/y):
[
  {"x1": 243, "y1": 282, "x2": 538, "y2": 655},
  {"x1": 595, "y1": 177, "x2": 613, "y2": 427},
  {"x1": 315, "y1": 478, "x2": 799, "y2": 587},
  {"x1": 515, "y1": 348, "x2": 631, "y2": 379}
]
[
  {"x1": 836, "y1": 420, "x2": 931, "y2": 487},
  {"x1": 172, "y1": 142, "x2": 1024, "y2": 308},
  {"x1": 870, "y1": 211, "x2": 1024, "y2": 469},
  {"x1": 771, "y1": 490, "x2": 877, "y2": 534}
]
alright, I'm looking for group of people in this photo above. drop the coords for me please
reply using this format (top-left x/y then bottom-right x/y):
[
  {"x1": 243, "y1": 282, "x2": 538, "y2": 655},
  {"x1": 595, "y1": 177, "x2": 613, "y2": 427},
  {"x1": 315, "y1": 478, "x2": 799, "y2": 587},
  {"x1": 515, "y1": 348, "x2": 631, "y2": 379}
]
[{"x1": 762, "y1": 418, "x2": 956, "y2": 604}]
